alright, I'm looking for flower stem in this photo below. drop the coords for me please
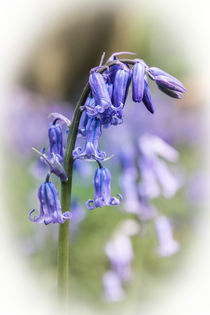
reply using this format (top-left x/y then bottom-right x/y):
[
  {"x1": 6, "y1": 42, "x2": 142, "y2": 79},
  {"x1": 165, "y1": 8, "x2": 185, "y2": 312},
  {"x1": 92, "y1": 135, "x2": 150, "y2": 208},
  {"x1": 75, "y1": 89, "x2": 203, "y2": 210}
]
[{"x1": 57, "y1": 82, "x2": 90, "y2": 303}]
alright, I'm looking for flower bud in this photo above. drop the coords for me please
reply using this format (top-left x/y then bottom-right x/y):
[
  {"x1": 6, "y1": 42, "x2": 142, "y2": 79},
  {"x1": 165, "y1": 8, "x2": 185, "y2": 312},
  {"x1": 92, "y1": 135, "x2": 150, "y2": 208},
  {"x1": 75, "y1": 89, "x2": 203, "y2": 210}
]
[
  {"x1": 48, "y1": 123, "x2": 64, "y2": 160},
  {"x1": 142, "y1": 76, "x2": 154, "y2": 114},
  {"x1": 132, "y1": 60, "x2": 145, "y2": 102},
  {"x1": 89, "y1": 71, "x2": 112, "y2": 113},
  {"x1": 113, "y1": 64, "x2": 131, "y2": 108}
]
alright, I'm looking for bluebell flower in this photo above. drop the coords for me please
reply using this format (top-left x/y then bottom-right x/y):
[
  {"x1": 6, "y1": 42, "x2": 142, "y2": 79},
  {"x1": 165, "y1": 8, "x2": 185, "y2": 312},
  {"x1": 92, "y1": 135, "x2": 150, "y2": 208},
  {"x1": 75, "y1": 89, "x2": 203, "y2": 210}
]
[
  {"x1": 87, "y1": 167, "x2": 122, "y2": 210},
  {"x1": 142, "y1": 76, "x2": 154, "y2": 113},
  {"x1": 73, "y1": 117, "x2": 106, "y2": 160},
  {"x1": 138, "y1": 134, "x2": 180, "y2": 199},
  {"x1": 154, "y1": 216, "x2": 179, "y2": 257},
  {"x1": 105, "y1": 234, "x2": 133, "y2": 282},
  {"x1": 132, "y1": 59, "x2": 145, "y2": 103},
  {"x1": 48, "y1": 122, "x2": 64, "y2": 161},
  {"x1": 89, "y1": 71, "x2": 112, "y2": 114},
  {"x1": 103, "y1": 271, "x2": 125, "y2": 302},
  {"x1": 119, "y1": 148, "x2": 156, "y2": 220},
  {"x1": 147, "y1": 66, "x2": 186, "y2": 98},
  {"x1": 29, "y1": 178, "x2": 72, "y2": 225},
  {"x1": 112, "y1": 63, "x2": 131, "y2": 109}
]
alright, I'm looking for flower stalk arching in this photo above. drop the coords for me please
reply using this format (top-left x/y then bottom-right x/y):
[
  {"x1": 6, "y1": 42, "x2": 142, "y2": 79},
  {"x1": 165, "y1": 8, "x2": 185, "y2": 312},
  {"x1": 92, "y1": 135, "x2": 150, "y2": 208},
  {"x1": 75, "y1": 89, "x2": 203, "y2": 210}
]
[{"x1": 51, "y1": 52, "x2": 186, "y2": 302}]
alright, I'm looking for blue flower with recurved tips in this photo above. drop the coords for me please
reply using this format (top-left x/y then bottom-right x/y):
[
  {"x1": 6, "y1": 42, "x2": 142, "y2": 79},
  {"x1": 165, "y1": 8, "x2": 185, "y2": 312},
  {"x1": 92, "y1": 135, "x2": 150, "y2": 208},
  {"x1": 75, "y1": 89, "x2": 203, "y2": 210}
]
[
  {"x1": 73, "y1": 117, "x2": 105, "y2": 160},
  {"x1": 87, "y1": 166, "x2": 122, "y2": 210},
  {"x1": 29, "y1": 178, "x2": 72, "y2": 225}
]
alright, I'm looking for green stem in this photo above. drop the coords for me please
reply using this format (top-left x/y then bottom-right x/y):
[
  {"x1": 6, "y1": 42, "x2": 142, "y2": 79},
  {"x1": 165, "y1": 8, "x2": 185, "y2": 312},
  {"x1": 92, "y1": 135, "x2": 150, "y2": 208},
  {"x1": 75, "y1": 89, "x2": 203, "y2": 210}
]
[{"x1": 57, "y1": 82, "x2": 90, "y2": 303}]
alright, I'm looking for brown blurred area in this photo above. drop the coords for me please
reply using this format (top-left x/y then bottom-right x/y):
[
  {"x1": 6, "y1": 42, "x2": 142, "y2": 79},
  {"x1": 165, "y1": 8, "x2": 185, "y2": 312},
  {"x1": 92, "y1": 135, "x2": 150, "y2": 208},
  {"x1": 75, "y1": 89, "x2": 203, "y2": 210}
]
[
  {"x1": 20, "y1": 7, "x2": 117, "y2": 102},
  {"x1": 19, "y1": 4, "x2": 155, "y2": 103},
  {"x1": 19, "y1": 3, "x2": 198, "y2": 108}
]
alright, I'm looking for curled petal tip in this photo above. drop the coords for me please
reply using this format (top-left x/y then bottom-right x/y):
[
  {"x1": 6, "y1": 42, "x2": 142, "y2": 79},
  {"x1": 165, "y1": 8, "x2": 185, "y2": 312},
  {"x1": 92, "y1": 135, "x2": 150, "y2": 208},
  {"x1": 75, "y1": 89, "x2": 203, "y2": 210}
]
[
  {"x1": 28, "y1": 209, "x2": 40, "y2": 223},
  {"x1": 109, "y1": 194, "x2": 123, "y2": 206},
  {"x1": 48, "y1": 112, "x2": 71, "y2": 127},
  {"x1": 63, "y1": 211, "x2": 72, "y2": 219},
  {"x1": 86, "y1": 199, "x2": 95, "y2": 210}
]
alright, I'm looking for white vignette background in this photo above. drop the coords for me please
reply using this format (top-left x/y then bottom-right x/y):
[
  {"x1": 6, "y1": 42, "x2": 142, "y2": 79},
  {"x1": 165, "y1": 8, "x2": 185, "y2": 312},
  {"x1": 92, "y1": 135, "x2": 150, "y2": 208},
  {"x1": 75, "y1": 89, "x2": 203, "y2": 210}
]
[{"x1": 0, "y1": 0, "x2": 209, "y2": 314}]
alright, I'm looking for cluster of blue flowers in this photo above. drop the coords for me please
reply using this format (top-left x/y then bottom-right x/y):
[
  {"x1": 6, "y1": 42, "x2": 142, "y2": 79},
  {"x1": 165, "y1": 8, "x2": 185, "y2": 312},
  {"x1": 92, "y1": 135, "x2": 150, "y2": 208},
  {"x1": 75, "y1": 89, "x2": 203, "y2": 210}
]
[{"x1": 29, "y1": 52, "x2": 185, "y2": 225}]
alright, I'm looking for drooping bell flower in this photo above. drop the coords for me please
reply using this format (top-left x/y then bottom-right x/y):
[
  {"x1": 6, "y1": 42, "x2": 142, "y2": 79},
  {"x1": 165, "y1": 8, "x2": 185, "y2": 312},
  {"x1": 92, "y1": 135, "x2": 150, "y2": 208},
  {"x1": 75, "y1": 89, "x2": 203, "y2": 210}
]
[
  {"x1": 138, "y1": 134, "x2": 180, "y2": 199},
  {"x1": 132, "y1": 59, "x2": 145, "y2": 103},
  {"x1": 48, "y1": 122, "x2": 64, "y2": 161},
  {"x1": 142, "y1": 76, "x2": 154, "y2": 114},
  {"x1": 113, "y1": 63, "x2": 131, "y2": 109},
  {"x1": 105, "y1": 235, "x2": 133, "y2": 282},
  {"x1": 28, "y1": 176, "x2": 72, "y2": 225},
  {"x1": 87, "y1": 166, "x2": 122, "y2": 210},
  {"x1": 73, "y1": 117, "x2": 106, "y2": 160},
  {"x1": 148, "y1": 66, "x2": 186, "y2": 98},
  {"x1": 154, "y1": 216, "x2": 179, "y2": 257},
  {"x1": 89, "y1": 71, "x2": 112, "y2": 114},
  {"x1": 103, "y1": 271, "x2": 125, "y2": 302}
]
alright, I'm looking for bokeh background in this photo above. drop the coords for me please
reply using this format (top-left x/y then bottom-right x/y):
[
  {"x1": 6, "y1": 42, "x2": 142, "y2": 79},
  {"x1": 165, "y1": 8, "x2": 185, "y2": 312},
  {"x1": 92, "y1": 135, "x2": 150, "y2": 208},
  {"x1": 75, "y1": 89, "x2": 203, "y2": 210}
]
[{"x1": 0, "y1": 1, "x2": 209, "y2": 314}]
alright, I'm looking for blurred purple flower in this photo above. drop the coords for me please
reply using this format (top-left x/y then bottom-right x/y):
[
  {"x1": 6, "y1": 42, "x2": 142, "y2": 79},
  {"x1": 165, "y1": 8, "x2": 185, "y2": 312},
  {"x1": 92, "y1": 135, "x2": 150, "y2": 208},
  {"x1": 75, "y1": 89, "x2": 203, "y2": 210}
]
[
  {"x1": 105, "y1": 235, "x2": 133, "y2": 282},
  {"x1": 103, "y1": 271, "x2": 125, "y2": 302},
  {"x1": 70, "y1": 199, "x2": 86, "y2": 237},
  {"x1": 73, "y1": 159, "x2": 93, "y2": 179},
  {"x1": 6, "y1": 88, "x2": 73, "y2": 157},
  {"x1": 154, "y1": 216, "x2": 179, "y2": 257},
  {"x1": 138, "y1": 134, "x2": 181, "y2": 199}
]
